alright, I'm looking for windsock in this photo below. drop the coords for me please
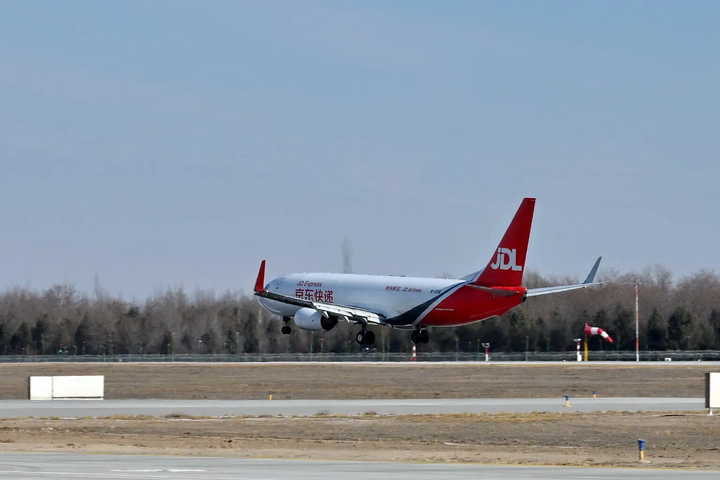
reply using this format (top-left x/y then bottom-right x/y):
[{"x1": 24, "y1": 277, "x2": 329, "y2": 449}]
[{"x1": 584, "y1": 324, "x2": 613, "y2": 343}]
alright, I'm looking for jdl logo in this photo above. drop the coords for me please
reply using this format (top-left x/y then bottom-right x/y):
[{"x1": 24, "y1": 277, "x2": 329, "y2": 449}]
[{"x1": 490, "y1": 248, "x2": 523, "y2": 271}]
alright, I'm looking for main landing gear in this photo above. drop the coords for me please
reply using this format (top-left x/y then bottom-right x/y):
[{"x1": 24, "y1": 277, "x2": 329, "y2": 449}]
[
  {"x1": 281, "y1": 316, "x2": 292, "y2": 335},
  {"x1": 411, "y1": 328, "x2": 430, "y2": 344},
  {"x1": 356, "y1": 328, "x2": 375, "y2": 345}
]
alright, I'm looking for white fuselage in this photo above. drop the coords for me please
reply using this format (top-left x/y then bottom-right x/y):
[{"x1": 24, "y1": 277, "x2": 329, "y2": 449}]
[
  {"x1": 254, "y1": 199, "x2": 599, "y2": 338},
  {"x1": 258, "y1": 273, "x2": 463, "y2": 327}
]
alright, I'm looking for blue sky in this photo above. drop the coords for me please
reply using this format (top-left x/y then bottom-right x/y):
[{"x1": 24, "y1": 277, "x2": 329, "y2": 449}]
[{"x1": 1, "y1": 1, "x2": 719, "y2": 298}]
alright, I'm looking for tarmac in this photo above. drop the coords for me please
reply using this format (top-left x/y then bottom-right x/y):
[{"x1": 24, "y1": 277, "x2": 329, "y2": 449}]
[
  {"x1": 25, "y1": 361, "x2": 716, "y2": 365},
  {"x1": 0, "y1": 453, "x2": 717, "y2": 479},
  {"x1": 0, "y1": 397, "x2": 705, "y2": 418}
]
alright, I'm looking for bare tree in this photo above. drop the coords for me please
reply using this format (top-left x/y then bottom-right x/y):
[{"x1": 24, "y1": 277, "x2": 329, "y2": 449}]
[{"x1": 1, "y1": 265, "x2": 720, "y2": 355}]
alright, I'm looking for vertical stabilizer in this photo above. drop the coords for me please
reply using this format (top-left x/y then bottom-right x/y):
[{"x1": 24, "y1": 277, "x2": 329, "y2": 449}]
[{"x1": 473, "y1": 198, "x2": 535, "y2": 287}]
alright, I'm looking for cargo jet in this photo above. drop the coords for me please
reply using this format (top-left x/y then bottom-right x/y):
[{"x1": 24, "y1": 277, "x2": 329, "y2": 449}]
[{"x1": 254, "y1": 198, "x2": 601, "y2": 345}]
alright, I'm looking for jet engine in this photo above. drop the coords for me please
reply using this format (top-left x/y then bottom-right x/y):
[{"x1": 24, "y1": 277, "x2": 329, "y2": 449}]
[{"x1": 294, "y1": 308, "x2": 338, "y2": 331}]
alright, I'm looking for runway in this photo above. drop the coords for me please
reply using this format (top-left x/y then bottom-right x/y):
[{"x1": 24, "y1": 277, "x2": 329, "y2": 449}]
[
  {"x1": 13, "y1": 360, "x2": 715, "y2": 366},
  {"x1": 0, "y1": 453, "x2": 717, "y2": 479},
  {"x1": 0, "y1": 397, "x2": 704, "y2": 418}
]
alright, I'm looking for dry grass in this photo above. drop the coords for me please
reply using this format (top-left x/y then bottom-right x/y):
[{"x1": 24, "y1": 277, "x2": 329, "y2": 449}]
[
  {"x1": 0, "y1": 363, "x2": 712, "y2": 400},
  {"x1": 0, "y1": 411, "x2": 718, "y2": 469}
]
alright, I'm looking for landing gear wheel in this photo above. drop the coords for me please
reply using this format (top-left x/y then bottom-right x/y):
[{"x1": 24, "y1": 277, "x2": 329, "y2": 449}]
[
  {"x1": 365, "y1": 331, "x2": 375, "y2": 345},
  {"x1": 411, "y1": 330, "x2": 420, "y2": 344},
  {"x1": 356, "y1": 331, "x2": 367, "y2": 345},
  {"x1": 281, "y1": 325, "x2": 291, "y2": 335},
  {"x1": 420, "y1": 329, "x2": 430, "y2": 344}
]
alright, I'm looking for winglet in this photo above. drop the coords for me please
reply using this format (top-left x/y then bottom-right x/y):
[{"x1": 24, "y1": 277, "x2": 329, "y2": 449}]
[
  {"x1": 254, "y1": 260, "x2": 266, "y2": 293},
  {"x1": 583, "y1": 256, "x2": 602, "y2": 284}
]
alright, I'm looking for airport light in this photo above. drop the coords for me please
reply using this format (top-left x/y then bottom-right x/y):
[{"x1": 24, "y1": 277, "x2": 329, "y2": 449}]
[{"x1": 634, "y1": 282, "x2": 640, "y2": 362}]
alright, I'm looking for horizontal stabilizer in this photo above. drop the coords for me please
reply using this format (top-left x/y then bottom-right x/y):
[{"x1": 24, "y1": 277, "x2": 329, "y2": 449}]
[
  {"x1": 466, "y1": 284, "x2": 522, "y2": 298},
  {"x1": 525, "y1": 257, "x2": 602, "y2": 298}
]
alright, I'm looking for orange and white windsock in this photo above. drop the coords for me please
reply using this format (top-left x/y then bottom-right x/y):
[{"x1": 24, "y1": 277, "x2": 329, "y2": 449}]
[{"x1": 584, "y1": 324, "x2": 613, "y2": 343}]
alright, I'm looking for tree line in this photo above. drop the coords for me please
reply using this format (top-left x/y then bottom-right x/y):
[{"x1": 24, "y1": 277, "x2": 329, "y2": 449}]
[{"x1": 1, "y1": 266, "x2": 720, "y2": 355}]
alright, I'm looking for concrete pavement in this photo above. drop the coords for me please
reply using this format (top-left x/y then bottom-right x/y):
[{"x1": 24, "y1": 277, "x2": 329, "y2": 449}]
[
  {"x1": 0, "y1": 397, "x2": 705, "y2": 418},
  {"x1": 0, "y1": 453, "x2": 718, "y2": 480}
]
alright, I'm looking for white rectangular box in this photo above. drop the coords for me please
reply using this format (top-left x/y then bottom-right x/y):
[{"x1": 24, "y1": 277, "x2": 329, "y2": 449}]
[
  {"x1": 29, "y1": 376, "x2": 53, "y2": 400},
  {"x1": 707, "y1": 372, "x2": 720, "y2": 409},
  {"x1": 29, "y1": 375, "x2": 104, "y2": 400},
  {"x1": 52, "y1": 376, "x2": 104, "y2": 399}
]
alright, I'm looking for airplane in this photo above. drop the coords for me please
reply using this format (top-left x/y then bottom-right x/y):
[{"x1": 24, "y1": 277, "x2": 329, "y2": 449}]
[{"x1": 254, "y1": 198, "x2": 601, "y2": 345}]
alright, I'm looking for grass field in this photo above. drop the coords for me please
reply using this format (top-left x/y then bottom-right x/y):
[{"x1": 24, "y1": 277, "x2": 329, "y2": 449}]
[
  {"x1": 0, "y1": 362, "x2": 713, "y2": 400},
  {"x1": 0, "y1": 411, "x2": 718, "y2": 469}
]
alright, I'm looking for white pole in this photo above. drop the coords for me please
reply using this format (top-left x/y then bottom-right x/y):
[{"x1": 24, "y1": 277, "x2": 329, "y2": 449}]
[
  {"x1": 635, "y1": 282, "x2": 640, "y2": 362},
  {"x1": 577, "y1": 341, "x2": 581, "y2": 362},
  {"x1": 574, "y1": 338, "x2": 582, "y2": 362}
]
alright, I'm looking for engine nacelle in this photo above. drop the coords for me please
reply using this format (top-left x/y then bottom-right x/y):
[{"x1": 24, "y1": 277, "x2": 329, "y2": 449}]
[{"x1": 293, "y1": 308, "x2": 338, "y2": 331}]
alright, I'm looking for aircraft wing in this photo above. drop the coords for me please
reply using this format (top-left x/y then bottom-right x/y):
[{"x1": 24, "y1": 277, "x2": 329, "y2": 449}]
[
  {"x1": 253, "y1": 261, "x2": 386, "y2": 325},
  {"x1": 255, "y1": 290, "x2": 386, "y2": 325},
  {"x1": 525, "y1": 256, "x2": 602, "y2": 298}
]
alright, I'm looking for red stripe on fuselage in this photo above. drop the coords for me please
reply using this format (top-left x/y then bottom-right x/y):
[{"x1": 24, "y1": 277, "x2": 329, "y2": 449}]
[{"x1": 420, "y1": 285, "x2": 526, "y2": 327}]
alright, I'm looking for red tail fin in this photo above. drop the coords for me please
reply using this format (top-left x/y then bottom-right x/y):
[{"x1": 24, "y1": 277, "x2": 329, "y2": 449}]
[{"x1": 473, "y1": 198, "x2": 535, "y2": 287}]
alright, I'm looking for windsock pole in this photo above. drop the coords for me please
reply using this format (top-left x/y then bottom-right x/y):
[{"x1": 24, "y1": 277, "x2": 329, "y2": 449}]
[{"x1": 584, "y1": 335, "x2": 589, "y2": 362}]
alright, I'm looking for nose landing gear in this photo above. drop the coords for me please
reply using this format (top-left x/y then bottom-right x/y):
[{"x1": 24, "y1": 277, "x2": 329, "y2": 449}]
[{"x1": 411, "y1": 328, "x2": 430, "y2": 344}]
